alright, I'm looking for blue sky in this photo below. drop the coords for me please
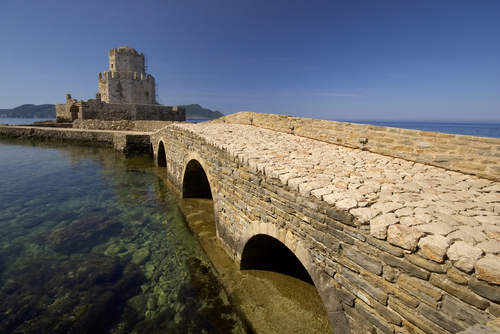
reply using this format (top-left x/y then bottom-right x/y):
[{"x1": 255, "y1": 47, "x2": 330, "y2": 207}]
[{"x1": 1, "y1": 0, "x2": 499, "y2": 122}]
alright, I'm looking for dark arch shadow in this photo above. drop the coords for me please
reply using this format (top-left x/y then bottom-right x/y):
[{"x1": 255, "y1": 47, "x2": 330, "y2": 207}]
[
  {"x1": 157, "y1": 141, "x2": 166, "y2": 167},
  {"x1": 69, "y1": 104, "x2": 79, "y2": 121},
  {"x1": 240, "y1": 234, "x2": 314, "y2": 285},
  {"x1": 149, "y1": 143, "x2": 154, "y2": 158},
  {"x1": 182, "y1": 159, "x2": 212, "y2": 199}
]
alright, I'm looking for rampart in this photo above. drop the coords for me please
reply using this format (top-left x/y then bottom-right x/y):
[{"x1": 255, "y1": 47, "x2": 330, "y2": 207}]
[
  {"x1": 214, "y1": 112, "x2": 500, "y2": 181},
  {"x1": 0, "y1": 125, "x2": 151, "y2": 155},
  {"x1": 56, "y1": 94, "x2": 185, "y2": 123},
  {"x1": 72, "y1": 119, "x2": 173, "y2": 132}
]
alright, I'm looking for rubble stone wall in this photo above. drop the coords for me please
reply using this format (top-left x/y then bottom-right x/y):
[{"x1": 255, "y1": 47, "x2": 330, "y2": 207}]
[
  {"x1": 73, "y1": 119, "x2": 173, "y2": 132},
  {"x1": 215, "y1": 112, "x2": 500, "y2": 181}
]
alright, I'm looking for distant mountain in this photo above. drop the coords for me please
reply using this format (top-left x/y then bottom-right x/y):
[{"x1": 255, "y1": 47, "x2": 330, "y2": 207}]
[
  {"x1": 0, "y1": 103, "x2": 224, "y2": 120},
  {"x1": 179, "y1": 104, "x2": 224, "y2": 119},
  {"x1": 0, "y1": 104, "x2": 56, "y2": 118}
]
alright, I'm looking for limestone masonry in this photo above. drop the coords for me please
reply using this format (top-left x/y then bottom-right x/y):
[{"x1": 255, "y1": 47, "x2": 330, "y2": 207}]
[
  {"x1": 151, "y1": 114, "x2": 500, "y2": 334},
  {"x1": 55, "y1": 46, "x2": 185, "y2": 122}
]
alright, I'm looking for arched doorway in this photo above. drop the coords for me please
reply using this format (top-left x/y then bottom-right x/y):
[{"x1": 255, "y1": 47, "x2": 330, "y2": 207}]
[
  {"x1": 69, "y1": 105, "x2": 79, "y2": 121},
  {"x1": 157, "y1": 141, "x2": 166, "y2": 167},
  {"x1": 182, "y1": 159, "x2": 212, "y2": 199}
]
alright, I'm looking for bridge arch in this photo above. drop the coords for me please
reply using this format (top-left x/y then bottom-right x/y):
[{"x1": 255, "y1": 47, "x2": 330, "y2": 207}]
[
  {"x1": 181, "y1": 152, "x2": 213, "y2": 199},
  {"x1": 157, "y1": 140, "x2": 167, "y2": 167},
  {"x1": 237, "y1": 221, "x2": 350, "y2": 334}
]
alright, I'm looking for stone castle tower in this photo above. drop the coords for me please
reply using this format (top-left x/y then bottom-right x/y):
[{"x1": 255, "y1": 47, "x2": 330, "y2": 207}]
[{"x1": 97, "y1": 46, "x2": 156, "y2": 105}]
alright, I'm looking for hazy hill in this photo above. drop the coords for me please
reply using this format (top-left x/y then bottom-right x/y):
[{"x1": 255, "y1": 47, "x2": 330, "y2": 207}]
[
  {"x1": 0, "y1": 103, "x2": 224, "y2": 120},
  {"x1": 0, "y1": 104, "x2": 56, "y2": 118},
  {"x1": 179, "y1": 104, "x2": 224, "y2": 119}
]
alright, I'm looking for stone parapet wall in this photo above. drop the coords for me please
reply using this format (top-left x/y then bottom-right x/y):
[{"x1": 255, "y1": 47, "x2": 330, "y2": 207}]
[
  {"x1": 73, "y1": 119, "x2": 173, "y2": 132},
  {"x1": 80, "y1": 102, "x2": 185, "y2": 122},
  {"x1": 0, "y1": 126, "x2": 115, "y2": 145},
  {"x1": 152, "y1": 123, "x2": 500, "y2": 334},
  {"x1": 0, "y1": 125, "x2": 150, "y2": 155},
  {"x1": 215, "y1": 112, "x2": 500, "y2": 181}
]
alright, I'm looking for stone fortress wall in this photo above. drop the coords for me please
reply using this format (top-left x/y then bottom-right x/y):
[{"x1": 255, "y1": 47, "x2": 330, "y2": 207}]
[
  {"x1": 214, "y1": 112, "x2": 500, "y2": 181},
  {"x1": 72, "y1": 119, "x2": 176, "y2": 132}
]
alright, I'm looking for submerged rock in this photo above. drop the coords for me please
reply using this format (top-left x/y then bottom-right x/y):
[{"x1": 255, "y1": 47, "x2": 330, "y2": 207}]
[
  {"x1": 0, "y1": 255, "x2": 146, "y2": 334},
  {"x1": 36, "y1": 215, "x2": 123, "y2": 254}
]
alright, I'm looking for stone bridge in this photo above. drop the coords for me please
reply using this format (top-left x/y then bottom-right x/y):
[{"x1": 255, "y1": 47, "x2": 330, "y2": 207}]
[{"x1": 151, "y1": 113, "x2": 500, "y2": 334}]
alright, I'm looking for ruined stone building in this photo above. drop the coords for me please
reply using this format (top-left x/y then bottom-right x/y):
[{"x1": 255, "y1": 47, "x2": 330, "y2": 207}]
[{"x1": 56, "y1": 46, "x2": 185, "y2": 122}]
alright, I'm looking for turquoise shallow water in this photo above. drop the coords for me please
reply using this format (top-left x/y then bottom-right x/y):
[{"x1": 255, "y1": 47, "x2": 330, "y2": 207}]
[{"x1": 0, "y1": 138, "x2": 249, "y2": 334}]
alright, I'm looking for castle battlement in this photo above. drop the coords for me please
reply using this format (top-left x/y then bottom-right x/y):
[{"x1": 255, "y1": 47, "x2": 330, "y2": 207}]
[{"x1": 98, "y1": 71, "x2": 153, "y2": 82}]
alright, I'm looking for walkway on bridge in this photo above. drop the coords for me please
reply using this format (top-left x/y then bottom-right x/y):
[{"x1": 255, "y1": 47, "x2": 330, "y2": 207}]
[{"x1": 174, "y1": 122, "x2": 500, "y2": 284}]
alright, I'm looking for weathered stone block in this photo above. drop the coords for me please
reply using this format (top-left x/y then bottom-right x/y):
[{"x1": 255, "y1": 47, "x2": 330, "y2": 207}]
[
  {"x1": 429, "y1": 274, "x2": 489, "y2": 310},
  {"x1": 398, "y1": 274, "x2": 441, "y2": 308},
  {"x1": 475, "y1": 255, "x2": 500, "y2": 285},
  {"x1": 356, "y1": 301, "x2": 394, "y2": 334},
  {"x1": 367, "y1": 236, "x2": 405, "y2": 258},
  {"x1": 343, "y1": 246, "x2": 383, "y2": 275},
  {"x1": 441, "y1": 295, "x2": 494, "y2": 328},
  {"x1": 388, "y1": 297, "x2": 443, "y2": 334},
  {"x1": 335, "y1": 272, "x2": 375, "y2": 306},
  {"x1": 326, "y1": 208, "x2": 353, "y2": 226},
  {"x1": 418, "y1": 302, "x2": 466, "y2": 333},
  {"x1": 379, "y1": 252, "x2": 429, "y2": 280},
  {"x1": 371, "y1": 213, "x2": 399, "y2": 239},
  {"x1": 387, "y1": 225, "x2": 424, "y2": 251},
  {"x1": 341, "y1": 268, "x2": 388, "y2": 305},
  {"x1": 382, "y1": 265, "x2": 399, "y2": 283},
  {"x1": 468, "y1": 278, "x2": 500, "y2": 303},
  {"x1": 373, "y1": 300, "x2": 402, "y2": 326},
  {"x1": 417, "y1": 234, "x2": 451, "y2": 262},
  {"x1": 447, "y1": 241, "x2": 483, "y2": 273},
  {"x1": 446, "y1": 268, "x2": 468, "y2": 285},
  {"x1": 406, "y1": 253, "x2": 448, "y2": 273},
  {"x1": 328, "y1": 226, "x2": 354, "y2": 245}
]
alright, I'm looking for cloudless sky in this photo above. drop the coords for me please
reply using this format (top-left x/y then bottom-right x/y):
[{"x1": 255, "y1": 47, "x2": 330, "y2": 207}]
[{"x1": 0, "y1": 0, "x2": 499, "y2": 122}]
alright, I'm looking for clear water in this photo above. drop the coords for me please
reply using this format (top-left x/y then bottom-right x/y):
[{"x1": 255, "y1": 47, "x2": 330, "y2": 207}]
[{"x1": 0, "y1": 138, "x2": 249, "y2": 334}]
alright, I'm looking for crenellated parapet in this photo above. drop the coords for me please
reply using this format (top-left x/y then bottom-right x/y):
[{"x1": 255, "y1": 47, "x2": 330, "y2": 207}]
[{"x1": 98, "y1": 71, "x2": 154, "y2": 81}]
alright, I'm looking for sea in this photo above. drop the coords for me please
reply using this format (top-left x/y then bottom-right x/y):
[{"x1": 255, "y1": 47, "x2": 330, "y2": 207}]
[
  {"x1": 0, "y1": 117, "x2": 498, "y2": 333},
  {"x1": 0, "y1": 118, "x2": 250, "y2": 333}
]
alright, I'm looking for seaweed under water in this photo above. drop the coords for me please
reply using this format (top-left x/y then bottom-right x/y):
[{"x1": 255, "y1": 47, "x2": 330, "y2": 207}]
[{"x1": 0, "y1": 139, "x2": 251, "y2": 334}]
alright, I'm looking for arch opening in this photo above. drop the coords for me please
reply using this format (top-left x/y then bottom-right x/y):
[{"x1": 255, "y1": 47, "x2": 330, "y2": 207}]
[
  {"x1": 240, "y1": 234, "x2": 313, "y2": 285},
  {"x1": 69, "y1": 105, "x2": 79, "y2": 121},
  {"x1": 182, "y1": 159, "x2": 212, "y2": 199},
  {"x1": 157, "y1": 141, "x2": 166, "y2": 167}
]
